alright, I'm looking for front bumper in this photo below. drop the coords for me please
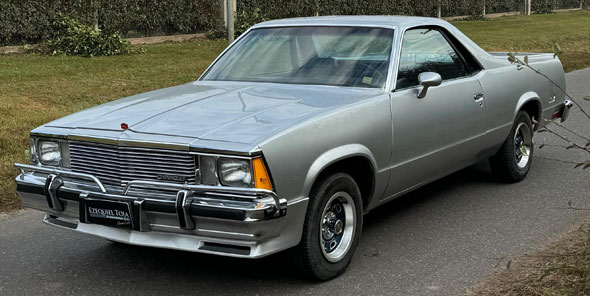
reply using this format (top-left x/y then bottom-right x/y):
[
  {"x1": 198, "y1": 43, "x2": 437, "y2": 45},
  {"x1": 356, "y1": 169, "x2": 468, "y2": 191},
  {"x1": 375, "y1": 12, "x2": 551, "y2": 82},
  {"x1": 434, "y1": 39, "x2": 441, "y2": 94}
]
[{"x1": 15, "y1": 163, "x2": 307, "y2": 258}]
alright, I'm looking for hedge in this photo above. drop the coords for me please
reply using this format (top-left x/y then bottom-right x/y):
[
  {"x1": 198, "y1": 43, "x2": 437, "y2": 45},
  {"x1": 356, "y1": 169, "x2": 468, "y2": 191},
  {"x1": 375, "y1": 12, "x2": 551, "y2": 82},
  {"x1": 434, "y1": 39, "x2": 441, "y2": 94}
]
[
  {"x1": 0, "y1": 0, "x2": 587, "y2": 46},
  {"x1": 237, "y1": 0, "x2": 586, "y2": 19},
  {"x1": 0, "y1": 0, "x2": 219, "y2": 46}
]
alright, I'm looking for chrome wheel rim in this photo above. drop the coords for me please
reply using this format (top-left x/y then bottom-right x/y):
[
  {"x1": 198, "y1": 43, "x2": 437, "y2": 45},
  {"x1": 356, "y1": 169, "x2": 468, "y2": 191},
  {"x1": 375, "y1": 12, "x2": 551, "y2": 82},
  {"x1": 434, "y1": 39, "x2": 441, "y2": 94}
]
[
  {"x1": 320, "y1": 191, "x2": 356, "y2": 263},
  {"x1": 514, "y1": 122, "x2": 532, "y2": 169}
]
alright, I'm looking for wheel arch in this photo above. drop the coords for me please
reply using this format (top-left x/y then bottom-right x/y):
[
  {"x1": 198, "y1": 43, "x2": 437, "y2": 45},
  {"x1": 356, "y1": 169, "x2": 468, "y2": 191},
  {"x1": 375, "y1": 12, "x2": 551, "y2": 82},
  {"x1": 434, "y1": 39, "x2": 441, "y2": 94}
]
[
  {"x1": 515, "y1": 92, "x2": 542, "y2": 130},
  {"x1": 303, "y1": 144, "x2": 377, "y2": 211}
]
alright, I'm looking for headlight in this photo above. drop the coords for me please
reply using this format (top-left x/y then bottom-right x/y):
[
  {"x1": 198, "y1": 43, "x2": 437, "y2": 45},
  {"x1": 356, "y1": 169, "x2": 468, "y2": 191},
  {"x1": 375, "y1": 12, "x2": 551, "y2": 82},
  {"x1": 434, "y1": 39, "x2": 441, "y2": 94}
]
[
  {"x1": 217, "y1": 158, "x2": 252, "y2": 187},
  {"x1": 38, "y1": 140, "x2": 61, "y2": 166}
]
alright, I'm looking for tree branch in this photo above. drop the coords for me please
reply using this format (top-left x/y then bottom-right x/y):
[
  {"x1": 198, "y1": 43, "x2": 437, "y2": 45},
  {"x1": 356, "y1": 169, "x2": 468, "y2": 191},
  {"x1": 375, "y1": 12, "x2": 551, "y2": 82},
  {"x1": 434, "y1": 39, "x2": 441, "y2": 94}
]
[
  {"x1": 538, "y1": 124, "x2": 590, "y2": 155},
  {"x1": 533, "y1": 155, "x2": 581, "y2": 165},
  {"x1": 552, "y1": 121, "x2": 590, "y2": 142},
  {"x1": 510, "y1": 54, "x2": 590, "y2": 121}
]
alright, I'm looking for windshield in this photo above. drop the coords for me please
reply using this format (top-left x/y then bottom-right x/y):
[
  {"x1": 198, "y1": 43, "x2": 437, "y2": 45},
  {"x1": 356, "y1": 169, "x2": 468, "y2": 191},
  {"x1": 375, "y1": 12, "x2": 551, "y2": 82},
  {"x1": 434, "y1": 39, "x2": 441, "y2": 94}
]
[{"x1": 202, "y1": 26, "x2": 394, "y2": 88}]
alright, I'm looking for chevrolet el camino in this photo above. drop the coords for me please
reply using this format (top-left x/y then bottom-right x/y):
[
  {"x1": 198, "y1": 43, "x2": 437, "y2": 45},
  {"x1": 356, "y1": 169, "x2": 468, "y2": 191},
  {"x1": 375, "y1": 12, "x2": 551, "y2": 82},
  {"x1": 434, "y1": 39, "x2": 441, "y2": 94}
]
[{"x1": 15, "y1": 16, "x2": 572, "y2": 280}]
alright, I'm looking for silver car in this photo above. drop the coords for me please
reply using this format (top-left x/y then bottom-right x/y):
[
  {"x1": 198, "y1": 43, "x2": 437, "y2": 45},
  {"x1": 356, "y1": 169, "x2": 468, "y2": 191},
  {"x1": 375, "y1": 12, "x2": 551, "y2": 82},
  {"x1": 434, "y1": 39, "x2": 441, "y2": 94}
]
[{"x1": 15, "y1": 16, "x2": 571, "y2": 280}]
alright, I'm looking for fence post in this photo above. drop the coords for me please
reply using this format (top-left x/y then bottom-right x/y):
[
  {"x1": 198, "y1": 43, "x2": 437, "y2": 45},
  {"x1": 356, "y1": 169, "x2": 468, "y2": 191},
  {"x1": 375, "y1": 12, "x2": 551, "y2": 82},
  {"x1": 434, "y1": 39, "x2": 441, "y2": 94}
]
[
  {"x1": 482, "y1": 0, "x2": 486, "y2": 16},
  {"x1": 527, "y1": 0, "x2": 532, "y2": 15},
  {"x1": 227, "y1": 0, "x2": 235, "y2": 43},
  {"x1": 314, "y1": 0, "x2": 320, "y2": 16},
  {"x1": 93, "y1": 0, "x2": 100, "y2": 30},
  {"x1": 437, "y1": 1, "x2": 441, "y2": 18},
  {"x1": 218, "y1": 0, "x2": 226, "y2": 31}
]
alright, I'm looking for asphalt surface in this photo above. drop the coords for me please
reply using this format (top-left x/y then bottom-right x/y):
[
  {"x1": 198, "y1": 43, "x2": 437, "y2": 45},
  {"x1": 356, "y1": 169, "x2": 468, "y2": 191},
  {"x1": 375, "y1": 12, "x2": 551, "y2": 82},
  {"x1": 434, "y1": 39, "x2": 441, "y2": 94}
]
[{"x1": 1, "y1": 69, "x2": 589, "y2": 296}]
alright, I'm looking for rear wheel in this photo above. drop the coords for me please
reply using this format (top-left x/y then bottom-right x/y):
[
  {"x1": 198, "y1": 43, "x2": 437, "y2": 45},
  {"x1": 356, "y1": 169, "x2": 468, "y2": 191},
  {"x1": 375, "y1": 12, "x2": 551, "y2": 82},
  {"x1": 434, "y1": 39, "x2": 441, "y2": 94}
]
[
  {"x1": 291, "y1": 173, "x2": 363, "y2": 281},
  {"x1": 490, "y1": 111, "x2": 534, "y2": 182}
]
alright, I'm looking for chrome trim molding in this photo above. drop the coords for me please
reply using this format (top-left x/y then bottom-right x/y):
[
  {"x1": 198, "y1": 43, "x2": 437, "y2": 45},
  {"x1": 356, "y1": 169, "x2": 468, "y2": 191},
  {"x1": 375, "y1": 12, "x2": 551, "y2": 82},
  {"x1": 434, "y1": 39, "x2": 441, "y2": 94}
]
[
  {"x1": 30, "y1": 131, "x2": 69, "y2": 140},
  {"x1": 16, "y1": 163, "x2": 107, "y2": 193},
  {"x1": 189, "y1": 145, "x2": 262, "y2": 157},
  {"x1": 253, "y1": 23, "x2": 397, "y2": 29}
]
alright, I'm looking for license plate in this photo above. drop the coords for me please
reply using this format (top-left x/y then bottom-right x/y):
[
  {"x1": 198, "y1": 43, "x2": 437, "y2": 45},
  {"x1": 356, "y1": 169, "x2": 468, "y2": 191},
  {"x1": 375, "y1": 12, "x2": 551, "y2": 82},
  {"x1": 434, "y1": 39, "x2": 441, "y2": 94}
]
[{"x1": 85, "y1": 199, "x2": 133, "y2": 229}]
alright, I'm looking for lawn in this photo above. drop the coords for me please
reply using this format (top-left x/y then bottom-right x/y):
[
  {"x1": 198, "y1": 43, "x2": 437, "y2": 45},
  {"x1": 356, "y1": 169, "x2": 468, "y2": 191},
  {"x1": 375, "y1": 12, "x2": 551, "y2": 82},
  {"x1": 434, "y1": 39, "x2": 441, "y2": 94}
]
[
  {"x1": 0, "y1": 39, "x2": 228, "y2": 211},
  {"x1": 1, "y1": 10, "x2": 589, "y2": 212},
  {"x1": 454, "y1": 10, "x2": 590, "y2": 72}
]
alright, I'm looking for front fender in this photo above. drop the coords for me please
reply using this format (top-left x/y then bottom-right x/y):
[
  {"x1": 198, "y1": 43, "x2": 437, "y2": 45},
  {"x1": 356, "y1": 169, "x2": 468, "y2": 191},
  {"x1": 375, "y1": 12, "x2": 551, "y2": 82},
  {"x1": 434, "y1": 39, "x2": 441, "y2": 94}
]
[{"x1": 302, "y1": 144, "x2": 378, "y2": 198}]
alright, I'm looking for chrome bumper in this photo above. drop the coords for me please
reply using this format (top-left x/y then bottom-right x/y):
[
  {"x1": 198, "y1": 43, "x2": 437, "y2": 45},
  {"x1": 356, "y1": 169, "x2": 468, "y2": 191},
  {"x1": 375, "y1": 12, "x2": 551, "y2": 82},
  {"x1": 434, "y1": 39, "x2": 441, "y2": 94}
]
[
  {"x1": 14, "y1": 163, "x2": 305, "y2": 258},
  {"x1": 559, "y1": 100, "x2": 574, "y2": 122}
]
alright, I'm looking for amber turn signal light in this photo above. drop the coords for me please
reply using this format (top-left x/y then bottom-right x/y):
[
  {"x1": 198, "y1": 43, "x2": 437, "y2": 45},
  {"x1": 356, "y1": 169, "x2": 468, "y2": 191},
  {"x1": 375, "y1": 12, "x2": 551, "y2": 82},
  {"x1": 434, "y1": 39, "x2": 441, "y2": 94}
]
[{"x1": 252, "y1": 158, "x2": 273, "y2": 190}]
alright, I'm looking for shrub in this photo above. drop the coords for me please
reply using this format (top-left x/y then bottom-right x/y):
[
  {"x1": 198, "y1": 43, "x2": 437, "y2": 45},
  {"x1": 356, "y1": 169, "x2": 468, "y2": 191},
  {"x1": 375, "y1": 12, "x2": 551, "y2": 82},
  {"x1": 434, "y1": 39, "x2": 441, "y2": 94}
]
[
  {"x1": 38, "y1": 14, "x2": 137, "y2": 57},
  {"x1": 533, "y1": 0, "x2": 557, "y2": 13},
  {"x1": 235, "y1": 7, "x2": 268, "y2": 37}
]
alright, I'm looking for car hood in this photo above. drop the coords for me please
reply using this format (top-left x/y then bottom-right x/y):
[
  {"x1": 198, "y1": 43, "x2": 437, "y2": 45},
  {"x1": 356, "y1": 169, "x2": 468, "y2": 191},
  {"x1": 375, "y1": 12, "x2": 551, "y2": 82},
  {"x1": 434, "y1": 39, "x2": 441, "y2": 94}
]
[{"x1": 44, "y1": 81, "x2": 381, "y2": 144}]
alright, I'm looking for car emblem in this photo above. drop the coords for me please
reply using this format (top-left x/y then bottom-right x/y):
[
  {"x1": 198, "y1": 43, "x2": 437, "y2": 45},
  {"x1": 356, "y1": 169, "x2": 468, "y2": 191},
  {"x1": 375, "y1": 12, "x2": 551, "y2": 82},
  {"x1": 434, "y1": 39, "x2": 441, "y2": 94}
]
[
  {"x1": 157, "y1": 174, "x2": 187, "y2": 182},
  {"x1": 121, "y1": 123, "x2": 129, "y2": 130}
]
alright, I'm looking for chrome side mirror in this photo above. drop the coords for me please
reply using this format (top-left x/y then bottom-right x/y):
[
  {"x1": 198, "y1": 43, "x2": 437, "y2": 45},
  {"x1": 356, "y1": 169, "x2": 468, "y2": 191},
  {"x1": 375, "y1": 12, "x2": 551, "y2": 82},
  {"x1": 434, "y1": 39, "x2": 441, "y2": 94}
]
[{"x1": 417, "y1": 72, "x2": 442, "y2": 99}]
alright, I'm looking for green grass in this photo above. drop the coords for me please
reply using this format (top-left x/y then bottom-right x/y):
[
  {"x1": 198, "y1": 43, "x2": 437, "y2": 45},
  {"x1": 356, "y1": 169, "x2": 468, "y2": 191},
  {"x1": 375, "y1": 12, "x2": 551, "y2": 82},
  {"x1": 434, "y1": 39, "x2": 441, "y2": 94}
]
[
  {"x1": 0, "y1": 39, "x2": 228, "y2": 211},
  {"x1": 1, "y1": 10, "x2": 590, "y2": 212},
  {"x1": 453, "y1": 10, "x2": 590, "y2": 72}
]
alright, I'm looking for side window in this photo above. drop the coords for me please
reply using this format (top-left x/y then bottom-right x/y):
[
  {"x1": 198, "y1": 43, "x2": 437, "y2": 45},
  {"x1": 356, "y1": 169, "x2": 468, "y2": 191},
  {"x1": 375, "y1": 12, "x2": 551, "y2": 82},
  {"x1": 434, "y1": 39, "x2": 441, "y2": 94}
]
[{"x1": 396, "y1": 28, "x2": 469, "y2": 89}]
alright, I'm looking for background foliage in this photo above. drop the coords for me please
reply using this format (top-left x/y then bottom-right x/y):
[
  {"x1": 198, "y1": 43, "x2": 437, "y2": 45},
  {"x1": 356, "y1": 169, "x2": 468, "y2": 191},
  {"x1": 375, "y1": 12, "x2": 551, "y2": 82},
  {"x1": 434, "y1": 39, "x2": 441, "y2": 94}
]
[
  {"x1": 39, "y1": 14, "x2": 136, "y2": 57},
  {"x1": 0, "y1": 0, "x2": 220, "y2": 46},
  {"x1": 0, "y1": 0, "x2": 588, "y2": 46},
  {"x1": 237, "y1": 0, "x2": 587, "y2": 20}
]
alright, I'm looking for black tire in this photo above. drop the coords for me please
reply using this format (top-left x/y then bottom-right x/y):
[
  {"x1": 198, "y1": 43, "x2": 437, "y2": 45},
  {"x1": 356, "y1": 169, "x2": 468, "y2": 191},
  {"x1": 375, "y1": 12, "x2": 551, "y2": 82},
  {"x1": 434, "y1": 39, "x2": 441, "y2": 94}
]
[
  {"x1": 490, "y1": 111, "x2": 534, "y2": 182},
  {"x1": 291, "y1": 173, "x2": 363, "y2": 281}
]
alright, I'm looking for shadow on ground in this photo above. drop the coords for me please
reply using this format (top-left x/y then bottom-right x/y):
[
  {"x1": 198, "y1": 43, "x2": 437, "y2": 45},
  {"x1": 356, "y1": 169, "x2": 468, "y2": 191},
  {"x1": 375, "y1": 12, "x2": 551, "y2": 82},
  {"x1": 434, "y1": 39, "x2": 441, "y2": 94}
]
[{"x1": 71, "y1": 162, "x2": 495, "y2": 287}]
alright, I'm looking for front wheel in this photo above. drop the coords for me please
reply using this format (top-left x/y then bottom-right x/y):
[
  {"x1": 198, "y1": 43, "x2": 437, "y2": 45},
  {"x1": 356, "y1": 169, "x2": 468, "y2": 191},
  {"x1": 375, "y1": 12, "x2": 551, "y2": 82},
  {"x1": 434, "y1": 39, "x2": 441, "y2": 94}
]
[
  {"x1": 490, "y1": 111, "x2": 534, "y2": 182},
  {"x1": 291, "y1": 173, "x2": 363, "y2": 281}
]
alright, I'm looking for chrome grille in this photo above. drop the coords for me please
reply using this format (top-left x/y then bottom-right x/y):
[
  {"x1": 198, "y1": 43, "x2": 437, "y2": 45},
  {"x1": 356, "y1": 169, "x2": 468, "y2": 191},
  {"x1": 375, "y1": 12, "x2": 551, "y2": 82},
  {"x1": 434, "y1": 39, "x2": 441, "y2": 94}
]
[{"x1": 69, "y1": 141, "x2": 197, "y2": 186}]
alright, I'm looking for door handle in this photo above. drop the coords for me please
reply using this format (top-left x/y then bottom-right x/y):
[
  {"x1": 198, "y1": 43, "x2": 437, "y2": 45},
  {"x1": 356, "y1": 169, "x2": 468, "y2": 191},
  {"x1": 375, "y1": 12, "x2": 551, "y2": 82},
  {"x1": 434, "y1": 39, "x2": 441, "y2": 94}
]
[
  {"x1": 474, "y1": 93, "x2": 484, "y2": 107},
  {"x1": 474, "y1": 93, "x2": 485, "y2": 102}
]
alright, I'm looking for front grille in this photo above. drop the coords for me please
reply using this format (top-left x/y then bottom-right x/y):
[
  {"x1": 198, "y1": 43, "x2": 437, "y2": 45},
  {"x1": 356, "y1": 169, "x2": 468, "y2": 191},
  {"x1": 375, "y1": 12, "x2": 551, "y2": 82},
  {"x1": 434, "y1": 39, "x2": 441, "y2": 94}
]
[{"x1": 69, "y1": 141, "x2": 197, "y2": 186}]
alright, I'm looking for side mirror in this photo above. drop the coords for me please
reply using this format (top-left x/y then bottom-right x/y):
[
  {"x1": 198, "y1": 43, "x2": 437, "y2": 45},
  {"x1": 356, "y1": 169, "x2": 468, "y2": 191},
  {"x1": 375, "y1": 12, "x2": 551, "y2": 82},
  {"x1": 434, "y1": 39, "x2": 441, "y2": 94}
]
[{"x1": 417, "y1": 72, "x2": 442, "y2": 99}]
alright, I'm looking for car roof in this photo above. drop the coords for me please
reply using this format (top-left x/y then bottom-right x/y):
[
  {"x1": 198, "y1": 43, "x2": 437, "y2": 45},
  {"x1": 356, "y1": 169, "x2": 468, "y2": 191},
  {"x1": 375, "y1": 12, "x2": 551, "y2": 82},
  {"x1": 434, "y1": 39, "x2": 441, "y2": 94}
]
[{"x1": 252, "y1": 15, "x2": 450, "y2": 30}]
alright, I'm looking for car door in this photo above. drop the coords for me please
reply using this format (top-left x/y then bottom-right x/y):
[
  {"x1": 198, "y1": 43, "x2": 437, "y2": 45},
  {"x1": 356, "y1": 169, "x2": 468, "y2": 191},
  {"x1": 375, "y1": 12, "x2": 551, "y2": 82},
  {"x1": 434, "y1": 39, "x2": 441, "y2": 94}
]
[{"x1": 384, "y1": 27, "x2": 487, "y2": 198}]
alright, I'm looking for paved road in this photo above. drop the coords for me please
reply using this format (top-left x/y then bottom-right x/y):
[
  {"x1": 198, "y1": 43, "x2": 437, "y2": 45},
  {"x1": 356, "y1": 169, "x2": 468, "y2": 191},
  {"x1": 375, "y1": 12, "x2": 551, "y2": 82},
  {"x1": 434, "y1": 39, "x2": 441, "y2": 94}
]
[{"x1": 1, "y1": 69, "x2": 589, "y2": 296}]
